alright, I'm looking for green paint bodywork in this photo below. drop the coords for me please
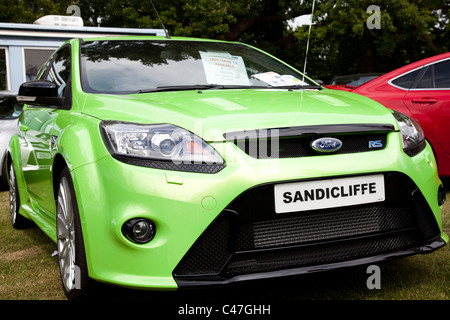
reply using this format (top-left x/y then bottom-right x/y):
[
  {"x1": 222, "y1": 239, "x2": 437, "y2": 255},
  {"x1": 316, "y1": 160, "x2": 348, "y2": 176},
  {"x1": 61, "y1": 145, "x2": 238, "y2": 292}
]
[{"x1": 7, "y1": 37, "x2": 447, "y2": 290}]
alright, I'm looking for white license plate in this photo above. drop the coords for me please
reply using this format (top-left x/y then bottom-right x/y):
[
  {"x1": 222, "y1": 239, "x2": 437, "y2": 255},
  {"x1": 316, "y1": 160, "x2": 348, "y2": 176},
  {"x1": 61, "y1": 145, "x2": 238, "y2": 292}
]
[{"x1": 274, "y1": 175, "x2": 385, "y2": 214}]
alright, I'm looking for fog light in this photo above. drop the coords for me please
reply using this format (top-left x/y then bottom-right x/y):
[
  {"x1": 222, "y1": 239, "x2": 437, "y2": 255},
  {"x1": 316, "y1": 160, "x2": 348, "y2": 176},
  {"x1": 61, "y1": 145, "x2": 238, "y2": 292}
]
[
  {"x1": 438, "y1": 185, "x2": 446, "y2": 206},
  {"x1": 122, "y1": 218, "x2": 156, "y2": 244}
]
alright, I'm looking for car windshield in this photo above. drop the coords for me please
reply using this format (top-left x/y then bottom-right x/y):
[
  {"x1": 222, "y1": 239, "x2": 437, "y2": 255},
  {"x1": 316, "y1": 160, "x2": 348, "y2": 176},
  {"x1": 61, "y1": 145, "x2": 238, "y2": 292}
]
[
  {"x1": 80, "y1": 39, "x2": 318, "y2": 94},
  {"x1": 330, "y1": 74, "x2": 382, "y2": 87}
]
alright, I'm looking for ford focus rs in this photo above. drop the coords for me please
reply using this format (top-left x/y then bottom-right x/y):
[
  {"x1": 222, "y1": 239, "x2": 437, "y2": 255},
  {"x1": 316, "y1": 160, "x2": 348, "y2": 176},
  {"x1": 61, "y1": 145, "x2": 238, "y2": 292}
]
[{"x1": 6, "y1": 36, "x2": 447, "y2": 299}]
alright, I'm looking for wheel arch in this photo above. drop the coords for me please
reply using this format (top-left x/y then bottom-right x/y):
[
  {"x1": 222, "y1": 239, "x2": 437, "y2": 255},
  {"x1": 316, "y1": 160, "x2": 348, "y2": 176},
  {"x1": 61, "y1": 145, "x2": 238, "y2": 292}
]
[
  {"x1": 6, "y1": 135, "x2": 22, "y2": 181},
  {"x1": 52, "y1": 153, "x2": 69, "y2": 201},
  {"x1": 5, "y1": 135, "x2": 31, "y2": 219}
]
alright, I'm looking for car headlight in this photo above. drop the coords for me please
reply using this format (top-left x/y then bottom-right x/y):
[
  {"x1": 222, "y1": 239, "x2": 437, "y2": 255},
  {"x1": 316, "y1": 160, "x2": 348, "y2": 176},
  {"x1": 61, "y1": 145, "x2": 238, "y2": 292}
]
[
  {"x1": 100, "y1": 121, "x2": 225, "y2": 173},
  {"x1": 392, "y1": 111, "x2": 426, "y2": 157}
]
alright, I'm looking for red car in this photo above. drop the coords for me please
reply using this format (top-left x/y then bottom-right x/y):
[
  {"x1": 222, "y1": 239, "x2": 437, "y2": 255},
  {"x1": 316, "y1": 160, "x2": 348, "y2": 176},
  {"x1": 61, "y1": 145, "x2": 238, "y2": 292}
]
[{"x1": 346, "y1": 53, "x2": 450, "y2": 177}]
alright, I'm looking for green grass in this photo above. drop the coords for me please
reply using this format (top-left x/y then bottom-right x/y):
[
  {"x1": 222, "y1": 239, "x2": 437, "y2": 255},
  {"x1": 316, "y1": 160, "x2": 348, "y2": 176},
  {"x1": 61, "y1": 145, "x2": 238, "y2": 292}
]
[
  {"x1": 0, "y1": 187, "x2": 448, "y2": 300},
  {"x1": 0, "y1": 191, "x2": 65, "y2": 300}
]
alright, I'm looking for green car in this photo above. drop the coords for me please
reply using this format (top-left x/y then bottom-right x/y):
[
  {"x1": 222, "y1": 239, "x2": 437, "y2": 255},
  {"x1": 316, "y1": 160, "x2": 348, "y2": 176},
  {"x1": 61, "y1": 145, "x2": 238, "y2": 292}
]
[{"x1": 7, "y1": 36, "x2": 447, "y2": 299}]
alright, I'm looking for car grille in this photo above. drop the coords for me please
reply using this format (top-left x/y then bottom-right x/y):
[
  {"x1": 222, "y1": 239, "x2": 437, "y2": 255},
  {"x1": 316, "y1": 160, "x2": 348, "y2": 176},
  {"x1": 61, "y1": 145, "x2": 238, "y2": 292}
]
[
  {"x1": 224, "y1": 123, "x2": 394, "y2": 159},
  {"x1": 173, "y1": 173, "x2": 441, "y2": 282},
  {"x1": 235, "y1": 205, "x2": 415, "y2": 250}
]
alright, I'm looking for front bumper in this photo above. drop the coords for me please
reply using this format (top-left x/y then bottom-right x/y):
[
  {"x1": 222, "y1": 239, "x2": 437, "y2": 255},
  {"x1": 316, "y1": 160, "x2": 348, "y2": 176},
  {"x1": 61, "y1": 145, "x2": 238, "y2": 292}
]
[
  {"x1": 173, "y1": 172, "x2": 445, "y2": 286},
  {"x1": 71, "y1": 137, "x2": 447, "y2": 289}
]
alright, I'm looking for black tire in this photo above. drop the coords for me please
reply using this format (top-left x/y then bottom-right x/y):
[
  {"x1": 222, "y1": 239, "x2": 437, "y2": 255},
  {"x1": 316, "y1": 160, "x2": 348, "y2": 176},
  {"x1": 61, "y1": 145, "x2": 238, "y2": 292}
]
[
  {"x1": 56, "y1": 167, "x2": 92, "y2": 300},
  {"x1": 1, "y1": 156, "x2": 8, "y2": 190},
  {"x1": 8, "y1": 162, "x2": 31, "y2": 229}
]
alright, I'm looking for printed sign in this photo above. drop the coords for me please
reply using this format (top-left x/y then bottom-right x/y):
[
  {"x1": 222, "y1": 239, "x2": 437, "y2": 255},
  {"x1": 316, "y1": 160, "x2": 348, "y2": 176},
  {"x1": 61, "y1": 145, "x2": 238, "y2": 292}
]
[
  {"x1": 200, "y1": 51, "x2": 250, "y2": 85},
  {"x1": 252, "y1": 72, "x2": 308, "y2": 87}
]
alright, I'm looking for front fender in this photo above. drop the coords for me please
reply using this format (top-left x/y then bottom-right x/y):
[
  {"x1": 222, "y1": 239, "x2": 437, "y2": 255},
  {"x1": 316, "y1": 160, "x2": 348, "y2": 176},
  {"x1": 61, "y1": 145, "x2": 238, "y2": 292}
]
[
  {"x1": 52, "y1": 113, "x2": 109, "y2": 172},
  {"x1": 7, "y1": 134, "x2": 31, "y2": 219}
]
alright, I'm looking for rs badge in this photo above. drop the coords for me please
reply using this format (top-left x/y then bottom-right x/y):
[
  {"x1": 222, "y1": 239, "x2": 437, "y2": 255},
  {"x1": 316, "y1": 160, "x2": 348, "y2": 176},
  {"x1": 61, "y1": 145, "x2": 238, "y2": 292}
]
[{"x1": 369, "y1": 140, "x2": 383, "y2": 148}]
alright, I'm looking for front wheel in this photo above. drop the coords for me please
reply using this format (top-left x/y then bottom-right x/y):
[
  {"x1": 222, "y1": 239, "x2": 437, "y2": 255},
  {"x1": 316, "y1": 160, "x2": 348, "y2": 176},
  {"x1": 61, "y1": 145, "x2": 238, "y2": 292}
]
[{"x1": 56, "y1": 167, "x2": 91, "y2": 300}]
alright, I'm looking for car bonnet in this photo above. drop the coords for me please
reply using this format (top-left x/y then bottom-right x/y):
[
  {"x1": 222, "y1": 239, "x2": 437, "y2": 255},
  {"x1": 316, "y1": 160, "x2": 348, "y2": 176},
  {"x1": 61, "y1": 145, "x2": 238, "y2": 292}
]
[{"x1": 81, "y1": 88, "x2": 395, "y2": 142}]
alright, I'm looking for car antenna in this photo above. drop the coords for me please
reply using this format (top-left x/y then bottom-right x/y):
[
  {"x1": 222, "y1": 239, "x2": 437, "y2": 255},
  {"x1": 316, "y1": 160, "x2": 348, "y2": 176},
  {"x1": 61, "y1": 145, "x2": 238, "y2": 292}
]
[
  {"x1": 149, "y1": 0, "x2": 171, "y2": 39},
  {"x1": 302, "y1": 0, "x2": 316, "y2": 83}
]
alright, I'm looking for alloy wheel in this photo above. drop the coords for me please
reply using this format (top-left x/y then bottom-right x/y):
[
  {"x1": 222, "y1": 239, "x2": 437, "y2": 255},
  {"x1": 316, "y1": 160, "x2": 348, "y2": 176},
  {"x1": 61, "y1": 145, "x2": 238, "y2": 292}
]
[
  {"x1": 56, "y1": 176, "x2": 77, "y2": 292},
  {"x1": 9, "y1": 164, "x2": 17, "y2": 224}
]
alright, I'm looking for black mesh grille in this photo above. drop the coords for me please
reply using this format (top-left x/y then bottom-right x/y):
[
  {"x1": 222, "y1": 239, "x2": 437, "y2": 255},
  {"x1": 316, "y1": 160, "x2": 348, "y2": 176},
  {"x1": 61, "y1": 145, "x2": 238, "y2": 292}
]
[
  {"x1": 248, "y1": 133, "x2": 388, "y2": 158},
  {"x1": 173, "y1": 173, "x2": 441, "y2": 281},
  {"x1": 235, "y1": 205, "x2": 414, "y2": 250},
  {"x1": 113, "y1": 156, "x2": 226, "y2": 173},
  {"x1": 225, "y1": 124, "x2": 394, "y2": 159},
  {"x1": 173, "y1": 214, "x2": 231, "y2": 276},
  {"x1": 225, "y1": 232, "x2": 421, "y2": 276},
  {"x1": 230, "y1": 133, "x2": 388, "y2": 159}
]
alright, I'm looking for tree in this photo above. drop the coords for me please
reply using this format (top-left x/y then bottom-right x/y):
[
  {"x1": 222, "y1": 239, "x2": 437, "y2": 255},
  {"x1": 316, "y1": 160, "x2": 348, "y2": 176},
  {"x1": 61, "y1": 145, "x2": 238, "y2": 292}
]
[
  {"x1": 96, "y1": 1, "x2": 311, "y2": 41},
  {"x1": 291, "y1": 0, "x2": 450, "y2": 82},
  {"x1": 0, "y1": 0, "x2": 74, "y2": 23}
]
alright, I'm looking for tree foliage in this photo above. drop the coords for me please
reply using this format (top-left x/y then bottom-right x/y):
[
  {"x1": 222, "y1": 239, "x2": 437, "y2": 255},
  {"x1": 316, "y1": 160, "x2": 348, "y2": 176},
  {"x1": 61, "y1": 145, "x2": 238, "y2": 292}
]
[
  {"x1": 296, "y1": 0, "x2": 450, "y2": 82},
  {"x1": 1, "y1": 0, "x2": 449, "y2": 83},
  {"x1": 0, "y1": 0, "x2": 73, "y2": 23}
]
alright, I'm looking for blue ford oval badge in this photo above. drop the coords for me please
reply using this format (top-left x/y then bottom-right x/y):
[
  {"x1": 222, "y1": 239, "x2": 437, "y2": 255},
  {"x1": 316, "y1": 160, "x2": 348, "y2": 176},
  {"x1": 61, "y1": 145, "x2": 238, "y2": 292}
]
[{"x1": 311, "y1": 137, "x2": 343, "y2": 153}]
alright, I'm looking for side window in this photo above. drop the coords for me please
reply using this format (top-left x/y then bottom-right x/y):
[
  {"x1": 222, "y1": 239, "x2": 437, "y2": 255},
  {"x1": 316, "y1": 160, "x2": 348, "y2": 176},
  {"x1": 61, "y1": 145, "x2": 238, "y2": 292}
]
[
  {"x1": 46, "y1": 46, "x2": 71, "y2": 97},
  {"x1": 433, "y1": 60, "x2": 450, "y2": 88},
  {"x1": 24, "y1": 48, "x2": 56, "y2": 81},
  {"x1": 416, "y1": 66, "x2": 434, "y2": 89},
  {"x1": 394, "y1": 59, "x2": 450, "y2": 90},
  {"x1": 391, "y1": 69, "x2": 421, "y2": 89}
]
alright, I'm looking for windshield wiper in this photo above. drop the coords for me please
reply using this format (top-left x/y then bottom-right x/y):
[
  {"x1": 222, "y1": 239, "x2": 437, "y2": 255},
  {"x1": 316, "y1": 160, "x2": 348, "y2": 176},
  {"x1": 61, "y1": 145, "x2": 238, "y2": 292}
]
[
  {"x1": 271, "y1": 84, "x2": 323, "y2": 90},
  {"x1": 135, "y1": 84, "x2": 322, "y2": 94},
  {"x1": 136, "y1": 84, "x2": 225, "y2": 93}
]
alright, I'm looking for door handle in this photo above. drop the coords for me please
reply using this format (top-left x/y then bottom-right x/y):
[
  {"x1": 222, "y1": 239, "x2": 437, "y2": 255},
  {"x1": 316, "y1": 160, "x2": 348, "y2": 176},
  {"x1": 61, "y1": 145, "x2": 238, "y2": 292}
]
[{"x1": 411, "y1": 97, "x2": 438, "y2": 104}]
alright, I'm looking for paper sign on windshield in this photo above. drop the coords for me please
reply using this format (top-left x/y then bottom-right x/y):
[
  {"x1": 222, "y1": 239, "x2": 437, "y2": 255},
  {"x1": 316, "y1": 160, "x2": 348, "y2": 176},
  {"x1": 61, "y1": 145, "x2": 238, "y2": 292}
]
[
  {"x1": 252, "y1": 72, "x2": 308, "y2": 87},
  {"x1": 200, "y1": 51, "x2": 250, "y2": 85}
]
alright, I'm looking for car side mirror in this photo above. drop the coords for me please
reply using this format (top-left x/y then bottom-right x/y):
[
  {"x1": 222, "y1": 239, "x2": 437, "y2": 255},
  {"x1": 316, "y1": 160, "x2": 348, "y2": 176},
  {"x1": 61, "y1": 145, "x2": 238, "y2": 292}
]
[
  {"x1": 313, "y1": 79, "x2": 324, "y2": 86},
  {"x1": 17, "y1": 80, "x2": 65, "y2": 107}
]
